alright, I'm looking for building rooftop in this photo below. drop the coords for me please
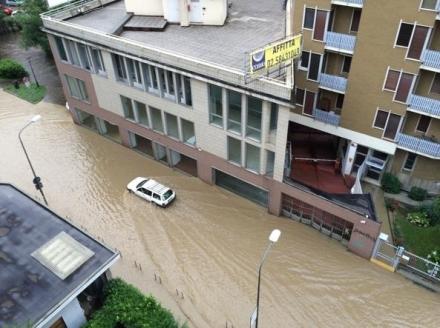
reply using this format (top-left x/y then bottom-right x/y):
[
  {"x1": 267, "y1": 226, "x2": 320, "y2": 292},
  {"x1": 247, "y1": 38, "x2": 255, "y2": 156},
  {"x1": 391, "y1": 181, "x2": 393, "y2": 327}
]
[
  {"x1": 67, "y1": 0, "x2": 286, "y2": 71},
  {"x1": 0, "y1": 184, "x2": 119, "y2": 327}
]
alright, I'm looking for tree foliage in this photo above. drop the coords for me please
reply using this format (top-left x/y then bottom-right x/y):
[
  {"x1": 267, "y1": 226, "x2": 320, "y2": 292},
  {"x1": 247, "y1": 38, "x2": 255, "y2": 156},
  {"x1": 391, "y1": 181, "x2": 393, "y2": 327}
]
[
  {"x1": 15, "y1": 0, "x2": 49, "y2": 54},
  {"x1": 0, "y1": 58, "x2": 28, "y2": 79}
]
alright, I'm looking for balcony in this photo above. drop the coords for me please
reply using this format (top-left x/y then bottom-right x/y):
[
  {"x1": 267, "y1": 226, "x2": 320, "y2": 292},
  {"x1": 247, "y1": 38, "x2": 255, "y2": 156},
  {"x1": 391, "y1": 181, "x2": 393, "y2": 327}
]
[
  {"x1": 421, "y1": 49, "x2": 440, "y2": 72},
  {"x1": 313, "y1": 108, "x2": 341, "y2": 126},
  {"x1": 325, "y1": 32, "x2": 357, "y2": 54},
  {"x1": 319, "y1": 73, "x2": 348, "y2": 94},
  {"x1": 396, "y1": 133, "x2": 440, "y2": 159},
  {"x1": 408, "y1": 94, "x2": 440, "y2": 118},
  {"x1": 331, "y1": 0, "x2": 363, "y2": 8}
]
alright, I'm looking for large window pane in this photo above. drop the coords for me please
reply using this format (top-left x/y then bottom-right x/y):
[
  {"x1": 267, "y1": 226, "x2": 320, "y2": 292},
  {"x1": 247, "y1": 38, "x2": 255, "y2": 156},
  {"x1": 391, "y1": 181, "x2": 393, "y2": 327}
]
[
  {"x1": 308, "y1": 53, "x2": 321, "y2": 81},
  {"x1": 228, "y1": 137, "x2": 241, "y2": 164},
  {"x1": 181, "y1": 119, "x2": 196, "y2": 145},
  {"x1": 416, "y1": 115, "x2": 431, "y2": 133},
  {"x1": 134, "y1": 101, "x2": 148, "y2": 126},
  {"x1": 165, "y1": 113, "x2": 179, "y2": 139},
  {"x1": 246, "y1": 96, "x2": 262, "y2": 141},
  {"x1": 303, "y1": 8, "x2": 315, "y2": 29},
  {"x1": 65, "y1": 75, "x2": 88, "y2": 101},
  {"x1": 374, "y1": 110, "x2": 388, "y2": 129},
  {"x1": 90, "y1": 48, "x2": 105, "y2": 73},
  {"x1": 227, "y1": 90, "x2": 242, "y2": 134},
  {"x1": 245, "y1": 143, "x2": 260, "y2": 172},
  {"x1": 184, "y1": 76, "x2": 192, "y2": 106},
  {"x1": 209, "y1": 84, "x2": 223, "y2": 126},
  {"x1": 396, "y1": 23, "x2": 414, "y2": 47},
  {"x1": 150, "y1": 107, "x2": 164, "y2": 133},
  {"x1": 313, "y1": 10, "x2": 327, "y2": 41},
  {"x1": 407, "y1": 26, "x2": 429, "y2": 60},
  {"x1": 66, "y1": 40, "x2": 80, "y2": 66},
  {"x1": 113, "y1": 54, "x2": 127, "y2": 81},
  {"x1": 77, "y1": 43, "x2": 91, "y2": 70},
  {"x1": 421, "y1": 0, "x2": 437, "y2": 10},
  {"x1": 121, "y1": 96, "x2": 135, "y2": 120},
  {"x1": 395, "y1": 73, "x2": 414, "y2": 103},
  {"x1": 383, "y1": 113, "x2": 401, "y2": 140},
  {"x1": 55, "y1": 36, "x2": 67, "y2": 61},
  {"x1": 384, "y1": 69, "x2": 400, "y2": 91},
  {"x1": 269, "y1": 103, "x2": 278, "y2": 131}
]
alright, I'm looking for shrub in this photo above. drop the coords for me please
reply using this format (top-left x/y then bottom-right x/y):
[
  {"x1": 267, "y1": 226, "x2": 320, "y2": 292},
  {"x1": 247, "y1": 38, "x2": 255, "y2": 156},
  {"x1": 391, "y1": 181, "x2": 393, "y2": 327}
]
[
  {"x1": 407, "y1": 211, "x2": 430, "y2": 227},
  {"x1": 85, "y1": 278, "x2": 185, "y2": 328},
  {"x1": 430, "y1": 196, "x2": 440, "y2": 226},
  {"x1": 381, "y1": 173, "x2": 401, "y2": 194},
  {"x1": 427, "y1": 249, "x2": 440, "y2": 265},
  {"x1": 408, "y1": 186, "x2": 428, "y2": 201},
  {"x1": 0, "y1": 58, "x2": 28, "y2": 79}
]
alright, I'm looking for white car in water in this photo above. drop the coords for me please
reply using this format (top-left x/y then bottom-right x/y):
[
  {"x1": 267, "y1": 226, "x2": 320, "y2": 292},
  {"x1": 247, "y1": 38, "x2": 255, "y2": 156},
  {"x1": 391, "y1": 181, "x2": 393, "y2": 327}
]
[{"x1": 127, "y1": 177, "x2": 176, "y2": 207}]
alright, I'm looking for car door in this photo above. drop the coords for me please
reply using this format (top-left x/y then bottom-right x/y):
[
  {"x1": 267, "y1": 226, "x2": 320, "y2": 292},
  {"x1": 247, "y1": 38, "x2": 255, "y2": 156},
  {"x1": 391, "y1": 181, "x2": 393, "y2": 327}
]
[
  {"x1": 152, "y1": 193, "x2": 161, "y2": 205},
  {"x1": 136, "y1": 188, "x2": 151, "y2": 201}
]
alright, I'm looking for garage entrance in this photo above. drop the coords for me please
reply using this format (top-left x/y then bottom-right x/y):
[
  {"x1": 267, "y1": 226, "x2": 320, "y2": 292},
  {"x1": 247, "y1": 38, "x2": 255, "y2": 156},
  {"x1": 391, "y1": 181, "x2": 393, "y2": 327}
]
[
  {"x1": 214, "y1": 170, "x2": 268, "y2": 206},
  {"x1": 169, "y1": 150, "x2": 198, "y2": 176},
  {"x1": 129, "y1": 132, "x2": 154, "y2": 157}
]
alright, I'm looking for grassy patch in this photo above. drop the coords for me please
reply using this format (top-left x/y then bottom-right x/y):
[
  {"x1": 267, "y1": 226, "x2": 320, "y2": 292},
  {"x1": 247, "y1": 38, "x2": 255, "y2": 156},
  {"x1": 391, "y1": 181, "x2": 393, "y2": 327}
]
[
  {"x1": 394, "y1": 210, "x2": 440, "y2": 258},
  {"x1": 5, "y1": 83, "x2": 46, "y2": 104}
]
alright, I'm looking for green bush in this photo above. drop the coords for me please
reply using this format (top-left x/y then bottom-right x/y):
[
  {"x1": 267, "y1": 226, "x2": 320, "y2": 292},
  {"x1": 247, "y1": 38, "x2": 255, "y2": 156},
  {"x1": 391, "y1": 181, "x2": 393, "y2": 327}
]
[
  {"x1": 429, "y1": 196, "x2": 440, "y2": 226},
  {"x1": 381, "y1": 173, "x2": 401, "y2": 194},
  {"x1": 427, "y1": 249, "x2": 440, "y2": 265},
  {"x1": 84, "y1": 278, "x2": 185, "y2": 328},
  {"x1": 407, "y1": 211, "x2": 430, "y2": 228},
  {"x1": 408, "y1": 186, "x2": 428, "y2": 201},
  {"x1": 0, "y1": 58, "x2": 28, "y2": 79}
]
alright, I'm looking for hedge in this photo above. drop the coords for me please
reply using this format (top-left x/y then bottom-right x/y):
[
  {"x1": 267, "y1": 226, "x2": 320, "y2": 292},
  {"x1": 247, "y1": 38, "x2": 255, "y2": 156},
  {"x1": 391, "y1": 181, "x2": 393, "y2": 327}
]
[
  {"x1": 381, "y1": 173, "x2": 401, "y2": 194},
  {"x1": 408, "y1": 186, "x2": 428, "y2": 201},
  {"x1": 84, "y1": 278, "x2": 185, "y2": 328},
  {"x1": 0, "y1": 58, "x2": 28, "y2": 79}
]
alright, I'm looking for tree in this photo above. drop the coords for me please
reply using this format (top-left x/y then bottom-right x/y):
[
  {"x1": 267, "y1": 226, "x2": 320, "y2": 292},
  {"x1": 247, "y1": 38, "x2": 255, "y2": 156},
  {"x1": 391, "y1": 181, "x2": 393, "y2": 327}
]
[{"x1": 15, "y1": 0, "x2": 50, "y2": 54}]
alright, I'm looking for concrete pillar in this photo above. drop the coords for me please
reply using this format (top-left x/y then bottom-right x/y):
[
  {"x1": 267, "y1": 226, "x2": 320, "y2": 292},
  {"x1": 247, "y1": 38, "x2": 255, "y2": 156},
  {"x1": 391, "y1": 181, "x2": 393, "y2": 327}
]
[
  {"x1": 343, "y1": 141, "x2": 358, "y2": 175},
  {"x1": 119, "y1": 126, "x2": 131, "y2": 148},
  {"x1": 61, "y1": 298, "x2": 86, "y2": 328}
]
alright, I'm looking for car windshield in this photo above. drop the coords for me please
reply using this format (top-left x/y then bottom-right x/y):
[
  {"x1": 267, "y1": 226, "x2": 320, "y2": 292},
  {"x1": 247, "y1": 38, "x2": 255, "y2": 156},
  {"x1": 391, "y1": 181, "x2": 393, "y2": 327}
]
[
  {"x1": 136, "y1": 179, "x2": 147, "y2": 189},
  {"x1": 163, "y1": 190, "x2": 173, "y2": 200}
]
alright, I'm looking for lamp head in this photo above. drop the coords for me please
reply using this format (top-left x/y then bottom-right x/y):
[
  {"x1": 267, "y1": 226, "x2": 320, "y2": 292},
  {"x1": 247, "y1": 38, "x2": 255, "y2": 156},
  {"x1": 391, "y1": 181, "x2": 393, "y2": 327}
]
[
  {"x1": 269, "y1": 229, "x2": 281, "y2": 243},
  {"x1": 31, "y1": 115, "x2": 41, "y2": 123}
]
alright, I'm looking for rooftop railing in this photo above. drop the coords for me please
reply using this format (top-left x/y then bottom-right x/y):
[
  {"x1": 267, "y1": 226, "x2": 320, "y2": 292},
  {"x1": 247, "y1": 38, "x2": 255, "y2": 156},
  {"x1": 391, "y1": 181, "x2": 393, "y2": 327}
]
[
  {"x1": 396, "y1": 133, "x2": 440, "y2": 159},
  {"x1": 319, "y1": 73, "x2": 348, "y2": 93},
  {"x1": 313, "y1": 108, "x2": 341, "y2": 126},
  {"x1": 408, "y1": 94, "x2": 440, "y2": 118},
  {"x1": 325, "y1": 31, "x2": 356, "y2": 54}
]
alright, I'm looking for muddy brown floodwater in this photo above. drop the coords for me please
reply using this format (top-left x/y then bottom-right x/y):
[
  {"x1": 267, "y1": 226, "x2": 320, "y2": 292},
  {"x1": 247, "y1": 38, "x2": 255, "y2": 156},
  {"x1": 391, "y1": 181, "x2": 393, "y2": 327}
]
[{"x1": 1, "y1": 92, "x2": 440, "y2": 325}]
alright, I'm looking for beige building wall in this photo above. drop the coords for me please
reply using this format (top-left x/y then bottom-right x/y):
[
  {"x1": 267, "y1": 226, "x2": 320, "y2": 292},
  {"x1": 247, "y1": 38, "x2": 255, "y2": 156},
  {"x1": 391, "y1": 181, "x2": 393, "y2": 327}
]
[{"x1": 125, "y1": 0, "x2": 164, "y2": 15}]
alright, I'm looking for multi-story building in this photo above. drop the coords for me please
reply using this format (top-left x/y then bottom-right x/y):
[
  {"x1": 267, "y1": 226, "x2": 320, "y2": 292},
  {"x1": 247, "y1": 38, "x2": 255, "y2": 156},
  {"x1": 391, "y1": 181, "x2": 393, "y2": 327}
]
[
  {"x1": 41, "y1": 0, "x2": 393, "y2": 259},
  {"x1": 293, "y1": 0, "x2": 440, "y2": 193}
]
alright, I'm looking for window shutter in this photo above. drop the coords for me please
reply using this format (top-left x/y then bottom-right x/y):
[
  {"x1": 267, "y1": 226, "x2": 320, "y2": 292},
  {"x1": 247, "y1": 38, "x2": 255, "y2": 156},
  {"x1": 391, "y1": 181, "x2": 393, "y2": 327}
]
[
  {"x1": 308, "y1": 53, "x2": 321, "y2": 81},
  {"x1": 313, "y1": 10, "x2": 327, "y2": 41},
  {"x1": 383, "y1": 113, "x2": 401, "y2": 140},
  {"x1": 407, "y1": 26, "x2": 429, "y2": 60},
  {"x1": 395, "y1": 73, "x2": 414, "y2": 102},
  {"x1": 304, "y1": 91, "x2": 315, "y2": 115}
]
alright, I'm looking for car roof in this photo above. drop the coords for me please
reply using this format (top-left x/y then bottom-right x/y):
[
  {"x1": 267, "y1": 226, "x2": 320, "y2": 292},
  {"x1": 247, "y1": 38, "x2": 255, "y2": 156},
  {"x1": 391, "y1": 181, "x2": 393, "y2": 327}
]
[{"x1": 143, "y1": 179, "x2": 170, "y2": 195}]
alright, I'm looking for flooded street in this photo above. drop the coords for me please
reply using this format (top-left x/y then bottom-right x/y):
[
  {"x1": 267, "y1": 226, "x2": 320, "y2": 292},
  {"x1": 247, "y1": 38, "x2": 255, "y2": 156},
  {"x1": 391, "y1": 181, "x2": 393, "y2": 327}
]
[{"x1": 1, "y1": 34, "x2": 440, "y2": 327}]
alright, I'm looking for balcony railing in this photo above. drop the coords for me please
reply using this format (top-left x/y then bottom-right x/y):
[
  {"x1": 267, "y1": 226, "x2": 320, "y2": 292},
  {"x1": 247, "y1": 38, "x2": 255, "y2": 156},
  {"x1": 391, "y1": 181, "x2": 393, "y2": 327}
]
[
  {"x1": 313, "y1": 108, "x2": 341, "y2": 126},
  {"x1": 408, "y1": 94, "x2": 440, "y2": 118},
  {"x1": 325, "y1": 32, "x2": 357, "y2": 54},
  {"x1": 331, "y1": 0, "x2": 363, "y2": 8},
  {"x1": 421, "y1": 49, "x2": 440, "y2": 71},
  {"x1": 319, "y1": 73, "x2": 348, "y2": 93},
  {"x1": 396, "y1": 133, "x2": 440, "y2": 159}
]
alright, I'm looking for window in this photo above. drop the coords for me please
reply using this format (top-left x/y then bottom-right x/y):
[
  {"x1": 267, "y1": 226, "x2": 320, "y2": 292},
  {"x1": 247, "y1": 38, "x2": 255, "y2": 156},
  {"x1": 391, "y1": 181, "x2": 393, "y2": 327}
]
[
  {"x1": 303, "y1": 8, "x2": 315, "y2": 29},
  {"x1": 416, "y1": 115, "x2": 431, "y2": 133},
  {"x1": 403, "y1": 153, "x2": 417, "y2": 171},
  {"x1": 54, "y1": 36, "x2": 67, "y2": 61},
  {"x1": 150, "y1": 107, "x2": 164, "y2": 133},
  {"x1": 65, "y1": 75, "x2": 88, "y2": 101},
  {"x1": 113, "y1": 54, "x2": 128, "y2": 82},
  {"x1": 431, "y1": 73, "x2": 440, "y2": 94},
  {"x1": 165, "y1": 71, "x2": 175, "y2": 96},
  {"x1": 304, "y1": 90, "x2": 315, "y2": 115},
  {"x1": 336, "y1": 94, "x2": 345, "y2": 109},
  {"x1": 66, "y1": 40, "x2": 80, "y2": 66},
  {"x1": 246, "y1": 96, "x2": 262, "y2": 141},
  {"x1": 396, "y1": 23, "x2": 414, "y2": 47},
  {"x1": 165, "y1": 113, "x2": 179, "y2": 139},
  {"x1": 384, "y1": 69, "x2": 400, "y2": 91},
  {"x1": 158, "y1": 68, "x2": 167, "y2": 94},
  {"x1": 265, "y1": 150, "x2": 275, "y2": 177},
  {"x1": 342, "y1": 56, "x2": 352, "y2": 74},
  {"x1": 126, "y1": 59, "x2": 143, "y2": 88},
  {"x1": 269, "y1": 103, "x2": 278, "y2": 131},
  {"x1": 227, "y1": 137, "x2": 241, "y2": 165},
  {"x1": 383, "y1": 113, "x2": 402, "y2": 140},
  {"x1": 245, "y1": 143, "x2": 260, "y2": 172},
  {"x1": 373, "y1": 109, "x2": 389, "y2": 129},
  {"x1": 121, "y1": 95, "x2": 135, "y2": 120},
  {"x1": 183, "y1": 76, "x2": 192, "y2": 106},
  {"x1": 90, "y1": 48, "x2": 105, "y2": 74},
  {"x1": 181, "y1": 119, "x2": 196, "y2": 145},
  {"x1": 77, "y1": 43, "x2": 91, "y2": 71},
  {"x1": 350, "y1": 9, "x2": 361, "y2": 32},
  {"x1": 307, "y1": 53, "x2": 321, "y2": 81},
  {"x1": 227, "y1": 90, "x2": 242, "y2": 134},
  {"x1": 421, "y1": 0, "x2": 437, "y2": 10},
  {"x1": 209, "y1": 84, "x2": 223, "y2": 126},
  {"x1": 176, "y1": 74, "x2": 192, "y2": 106},
  {"x1": 313, "y1": 10, "x2": 327, "y2": 41},
  {"x1": 295, "y1": 88, "x2": 305, "y2": 106},
  {"x1": 394, "y1": 72, "x2": 414, "y2": 103},
  {"x1": 134, "y1": 101, "x2": 148, "y2": 126},
  {"x1": 407, "y1": 26, "x2": 429, "y2": 60},
  {"x1": 300, "y1": 51, "x2": 310, "y2": 70}
]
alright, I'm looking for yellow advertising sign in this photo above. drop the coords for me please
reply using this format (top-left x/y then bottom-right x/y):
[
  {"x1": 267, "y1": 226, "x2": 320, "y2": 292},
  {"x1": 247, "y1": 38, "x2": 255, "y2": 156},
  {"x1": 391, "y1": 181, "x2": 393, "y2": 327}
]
[{"x1": 250, "y1": 34, "x2": 302, "y2": 74}]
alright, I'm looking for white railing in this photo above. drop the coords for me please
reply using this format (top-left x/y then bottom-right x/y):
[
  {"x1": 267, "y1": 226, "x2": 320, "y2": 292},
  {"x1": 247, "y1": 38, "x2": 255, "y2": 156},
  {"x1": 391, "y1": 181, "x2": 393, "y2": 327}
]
[
  {"x1": 351, "y1": 159, "x2": 367, "y2": 194},
  {"x1": 325, "y1": 31, "x2": 357, "y2": 53},
  {"x1": 313, "y1": 108, "x2": 341, "y2": 126},
  {"x1": 408, "y1": 94, "x2": 440, "y2": 118},
  {"x1": 331, "y1": 0, "x2": 363, "y2": 7},
  {"x1": 319, "y1": 73, "x2": 348, "y2": 93},
  {"x1": 396, "y1": 133, "x2": 440, "y2": 159},
  {"x1": 421, "y1": 49, "x2": 440, "y2": 71}
]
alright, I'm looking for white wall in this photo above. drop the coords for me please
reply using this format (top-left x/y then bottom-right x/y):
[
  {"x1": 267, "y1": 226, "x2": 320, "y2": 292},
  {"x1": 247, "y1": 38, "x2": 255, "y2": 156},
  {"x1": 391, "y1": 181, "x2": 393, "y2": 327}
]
[
  {"x1": 202, "y1": 0, "x2": 227, "y2": 25},
  {"x1": 125, "y1": 0, "x2": 164, "y2": 15}
]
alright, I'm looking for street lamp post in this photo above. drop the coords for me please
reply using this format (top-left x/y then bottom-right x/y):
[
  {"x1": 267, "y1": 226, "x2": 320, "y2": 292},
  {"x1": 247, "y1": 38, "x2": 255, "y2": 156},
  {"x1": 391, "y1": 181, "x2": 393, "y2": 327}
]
[
  {"x1": 18, "y1": 115, "x2": 48, "y2": 206},
  {"x1": 253, "y1": 229, "x2": 281, "y2": 328},
  {"x1": 27, "y1": 57, "x2": 40, "y2": 88}
]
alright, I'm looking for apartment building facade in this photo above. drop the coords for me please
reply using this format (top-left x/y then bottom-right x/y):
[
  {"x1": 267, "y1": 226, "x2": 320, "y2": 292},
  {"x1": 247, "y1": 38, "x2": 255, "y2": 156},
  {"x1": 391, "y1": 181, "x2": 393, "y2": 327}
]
[
  {"x1": 42, "y1": 0, "x2": 383, "y2": 259},
  {"x1": 293, "y1": 0, "x2": 440, "y2": 193}
]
